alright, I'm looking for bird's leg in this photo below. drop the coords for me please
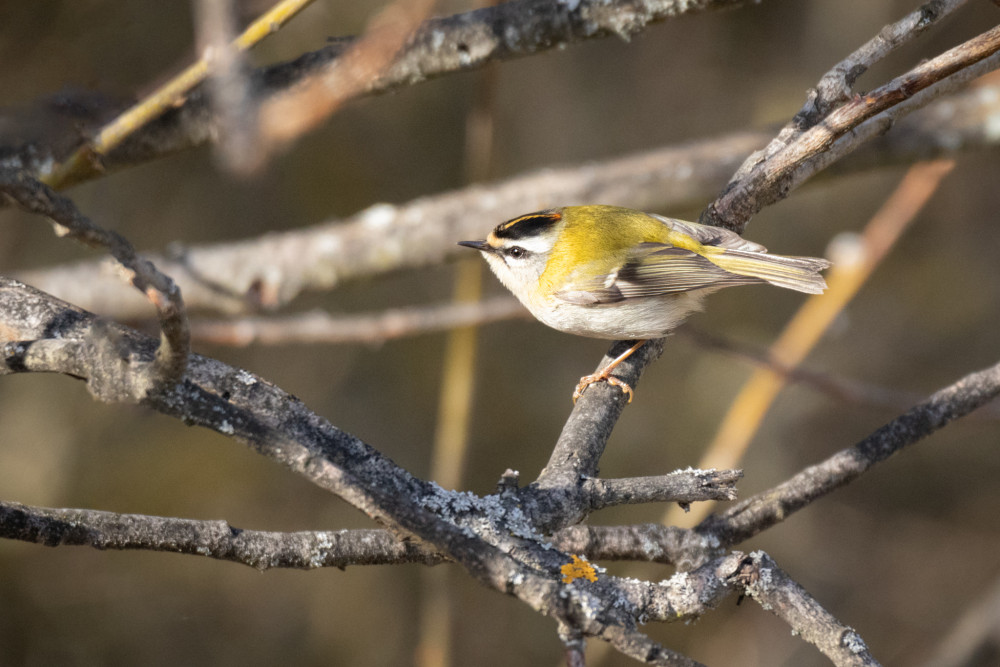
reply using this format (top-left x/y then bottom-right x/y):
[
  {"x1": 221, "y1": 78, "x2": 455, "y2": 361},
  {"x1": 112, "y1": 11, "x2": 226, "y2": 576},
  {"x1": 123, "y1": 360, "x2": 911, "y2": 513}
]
[{"x1": 572, "y1": 340, "x2": 647, "y2": 403}]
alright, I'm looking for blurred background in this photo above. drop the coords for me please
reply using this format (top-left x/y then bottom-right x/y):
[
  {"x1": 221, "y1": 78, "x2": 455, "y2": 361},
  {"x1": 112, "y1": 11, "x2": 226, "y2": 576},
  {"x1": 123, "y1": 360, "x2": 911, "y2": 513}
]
[{"x1": 1, "y1": 1, "x2": 999, "y2": 665}]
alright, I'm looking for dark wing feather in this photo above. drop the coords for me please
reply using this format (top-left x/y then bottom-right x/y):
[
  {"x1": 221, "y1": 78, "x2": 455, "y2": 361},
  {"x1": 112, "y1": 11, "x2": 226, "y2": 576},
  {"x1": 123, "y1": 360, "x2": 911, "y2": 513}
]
[{"x1": 554, "y1": 243, "x2": 762, "y2": 305}]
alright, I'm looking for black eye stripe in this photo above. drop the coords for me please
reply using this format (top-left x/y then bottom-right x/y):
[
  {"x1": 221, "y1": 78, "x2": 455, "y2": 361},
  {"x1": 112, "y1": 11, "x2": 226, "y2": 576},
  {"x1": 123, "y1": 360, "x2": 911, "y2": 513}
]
[{"x1": 493, "y1": 211, "x2": 561, "y2": 240}]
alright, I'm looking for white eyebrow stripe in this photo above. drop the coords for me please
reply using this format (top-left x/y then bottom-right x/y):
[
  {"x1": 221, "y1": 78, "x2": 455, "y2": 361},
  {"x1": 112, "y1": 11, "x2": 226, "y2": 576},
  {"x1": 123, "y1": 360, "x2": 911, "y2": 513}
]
[{"x1": 499, "y1": 235, "x2": 556, "y2": 255}]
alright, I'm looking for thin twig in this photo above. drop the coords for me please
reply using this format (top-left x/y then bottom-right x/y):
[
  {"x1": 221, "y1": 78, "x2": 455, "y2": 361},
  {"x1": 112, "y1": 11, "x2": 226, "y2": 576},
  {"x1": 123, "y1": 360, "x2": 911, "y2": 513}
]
[
  {"x1": 736, "y1": 0, "x2": 968, "y2": 182},
  {"x1": 582, "y1": 469, "x2": 742, "y2": 510},
  {"x1": 0, "y1": 169, "x2": 188, "y2": 392},
  {"x1": 681, "y1": 327, "x2": 1000, "y2": 419}
]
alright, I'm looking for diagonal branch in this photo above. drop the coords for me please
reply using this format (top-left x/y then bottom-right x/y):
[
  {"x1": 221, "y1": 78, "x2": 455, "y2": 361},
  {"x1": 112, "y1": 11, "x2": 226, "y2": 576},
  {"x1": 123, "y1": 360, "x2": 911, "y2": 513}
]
[
  {"x1": 737, "y1": 0, "x2": 968, "y2": 184},
  {"x1": 257, "y1": 0, "x2": 436, "y2": 156},
  {"x1": 734, "y1": 551, "x2": 881, "y2": 667},
  {"x1": 698, "y1": 358, "x2": 1000, "y2": 547},
  {"x1": 702, "y1": 23, "x2": 1000, "y2": 231}
]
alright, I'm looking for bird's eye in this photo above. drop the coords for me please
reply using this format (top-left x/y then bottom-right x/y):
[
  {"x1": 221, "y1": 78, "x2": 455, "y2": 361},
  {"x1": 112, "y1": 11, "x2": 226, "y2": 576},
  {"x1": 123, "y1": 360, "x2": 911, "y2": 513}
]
[{"x1": 507, "y1": 246, "x2": 526, "y2": 259}]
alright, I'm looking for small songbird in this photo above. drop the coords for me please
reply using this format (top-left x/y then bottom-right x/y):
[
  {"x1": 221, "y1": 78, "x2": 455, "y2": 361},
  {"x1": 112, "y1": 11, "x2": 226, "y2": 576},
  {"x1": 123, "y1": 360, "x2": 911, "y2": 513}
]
[{"x1": 459, "y1": 205, "x2": 830, "y2": 402}]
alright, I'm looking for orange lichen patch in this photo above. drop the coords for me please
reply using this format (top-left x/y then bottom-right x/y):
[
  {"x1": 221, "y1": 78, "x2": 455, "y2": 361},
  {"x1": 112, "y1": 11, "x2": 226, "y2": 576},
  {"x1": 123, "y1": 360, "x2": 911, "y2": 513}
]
[{"x1": 560, "y1": 555, "x2": 598, "y2": 584}]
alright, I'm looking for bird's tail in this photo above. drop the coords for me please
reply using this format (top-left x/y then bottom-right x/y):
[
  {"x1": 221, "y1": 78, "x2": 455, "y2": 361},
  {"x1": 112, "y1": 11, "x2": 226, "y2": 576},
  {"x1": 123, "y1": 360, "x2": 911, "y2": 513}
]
[{"x1": 709, "y1": 249, "x2": 831, "y2": 294}]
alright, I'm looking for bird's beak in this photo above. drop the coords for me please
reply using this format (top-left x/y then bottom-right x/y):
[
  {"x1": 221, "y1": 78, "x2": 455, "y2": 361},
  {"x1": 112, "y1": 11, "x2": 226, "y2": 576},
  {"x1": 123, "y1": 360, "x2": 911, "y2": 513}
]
[{"x1": 458, "y1": 239, "x2": 491, "y2": 252}]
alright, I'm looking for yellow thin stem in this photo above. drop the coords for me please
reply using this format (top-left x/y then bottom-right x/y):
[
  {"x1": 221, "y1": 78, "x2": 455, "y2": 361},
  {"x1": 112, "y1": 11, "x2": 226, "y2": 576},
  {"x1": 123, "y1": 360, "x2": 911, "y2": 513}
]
[{"x1": 43, "y1": 0, "x2": 317, "y2": 189}]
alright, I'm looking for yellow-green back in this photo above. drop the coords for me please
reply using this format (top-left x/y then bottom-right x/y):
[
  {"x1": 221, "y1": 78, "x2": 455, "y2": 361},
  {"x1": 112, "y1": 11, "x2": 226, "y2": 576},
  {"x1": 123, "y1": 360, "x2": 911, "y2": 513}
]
[{"x1": 539, "y1": 206, "x2": 707, "y2": 293}]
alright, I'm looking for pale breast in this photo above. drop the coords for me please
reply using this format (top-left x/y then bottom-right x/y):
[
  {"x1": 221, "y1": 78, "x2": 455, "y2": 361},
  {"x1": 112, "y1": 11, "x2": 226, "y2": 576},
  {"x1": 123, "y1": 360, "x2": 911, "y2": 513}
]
[{"x1": 529, "y1": 291, "x2": 711, "y2": 339}]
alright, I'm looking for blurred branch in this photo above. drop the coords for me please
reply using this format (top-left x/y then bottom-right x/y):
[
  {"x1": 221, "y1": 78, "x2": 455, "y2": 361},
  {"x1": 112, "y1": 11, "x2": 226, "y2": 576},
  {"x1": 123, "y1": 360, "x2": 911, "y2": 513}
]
[
  {"x1": 920, "y1": 573, "x2": 1000, "y2": 667},
  {"x1": 702, "y1": 22, "x2": 1000, "y2": 231},
  {"x1": 42, "y1": 0, "x2": 317, "y2": 189},
  {"x1": 258, "y1": 0, "x2": 436, "y2": 157},
  {"x1": 681, "y1": 327, "x2": 1000, "y2": 420},
  {"x1": 16, "y1": 130, "x2": 764, "y2": 317},
  {"x1": 0, "y1": 168, "x2": 188, "y2": 395},
  {"x1": 10, "y1": 0, "x2": 751, "y2": 183},
  {"x1": 17, "y1": 79, "x2": 1000, "y2": 319},
  {"x1": 697, "y1": 358, "x2": 1000, "y2": 547},
  {"x1": 733, "y1": 552, "x2": 880, "y2": 667},
  {"x1": 194, "y1": 0, "x2": 258, "y2": 173},
  {"x1": 189, "y1": 296, "x2": 527, "y2": 346}
]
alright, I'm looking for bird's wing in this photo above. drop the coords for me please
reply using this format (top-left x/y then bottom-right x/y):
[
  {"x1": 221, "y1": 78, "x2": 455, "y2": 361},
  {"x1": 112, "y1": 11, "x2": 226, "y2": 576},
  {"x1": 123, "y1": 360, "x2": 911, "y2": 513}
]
[
  {"x1": 649, "y1": 213, "x2": 768, "y2": 253},
  {"x1": 554, "y1": 243, "x2": 762, "y2": 305}
]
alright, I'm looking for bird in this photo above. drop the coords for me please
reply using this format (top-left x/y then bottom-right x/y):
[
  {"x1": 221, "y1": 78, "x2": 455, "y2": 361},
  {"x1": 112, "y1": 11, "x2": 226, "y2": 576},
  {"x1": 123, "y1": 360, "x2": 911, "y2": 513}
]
[{"x1": 459, "y1": 205, "x2": 830, "y2": 402}]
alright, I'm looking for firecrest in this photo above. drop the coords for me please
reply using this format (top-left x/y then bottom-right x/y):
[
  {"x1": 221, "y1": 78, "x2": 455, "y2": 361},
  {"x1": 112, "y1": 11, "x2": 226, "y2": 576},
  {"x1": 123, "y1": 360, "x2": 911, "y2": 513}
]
[{"x1": 459, "y1": 205, "x2": 830, "y2": 402}]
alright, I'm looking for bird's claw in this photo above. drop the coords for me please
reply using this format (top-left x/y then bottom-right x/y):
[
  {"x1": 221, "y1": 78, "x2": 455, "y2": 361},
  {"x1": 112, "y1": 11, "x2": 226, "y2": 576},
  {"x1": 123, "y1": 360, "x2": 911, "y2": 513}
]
[{"x1": 572, "y1": 373, "x2": 634, "y2": 403}]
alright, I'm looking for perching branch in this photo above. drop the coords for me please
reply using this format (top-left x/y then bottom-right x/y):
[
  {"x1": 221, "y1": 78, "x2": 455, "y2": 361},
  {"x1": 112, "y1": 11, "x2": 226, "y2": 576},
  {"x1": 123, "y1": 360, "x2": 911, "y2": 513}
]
[{"x1": 0, "y1": 278, "x2": 739, "y2": 665}]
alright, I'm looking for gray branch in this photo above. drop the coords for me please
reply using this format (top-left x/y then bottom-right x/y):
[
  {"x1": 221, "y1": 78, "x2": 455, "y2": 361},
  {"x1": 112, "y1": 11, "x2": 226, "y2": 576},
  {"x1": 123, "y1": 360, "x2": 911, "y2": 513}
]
[
  {"x1": 734, "y1": 551, "x2": 881, "y2": 667},
  {"x1": 0, "y1": 500, "x2": 441, "y2": 569},
  {"x1": 583, "y1": 469, "x2": 742, "y2": 511},
  {"x1": 0, "y1": 278, "x2": 730, "y2": 665},
  {"x1": 0, "y1": 168, "x2": 189, "y2": 395},
  {"x1": 702, "y1": 21, "x2": 1000, "y2": 232},
  {"x1": 698, "y1": 359, "x2": 1000, "y2": 547}
]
